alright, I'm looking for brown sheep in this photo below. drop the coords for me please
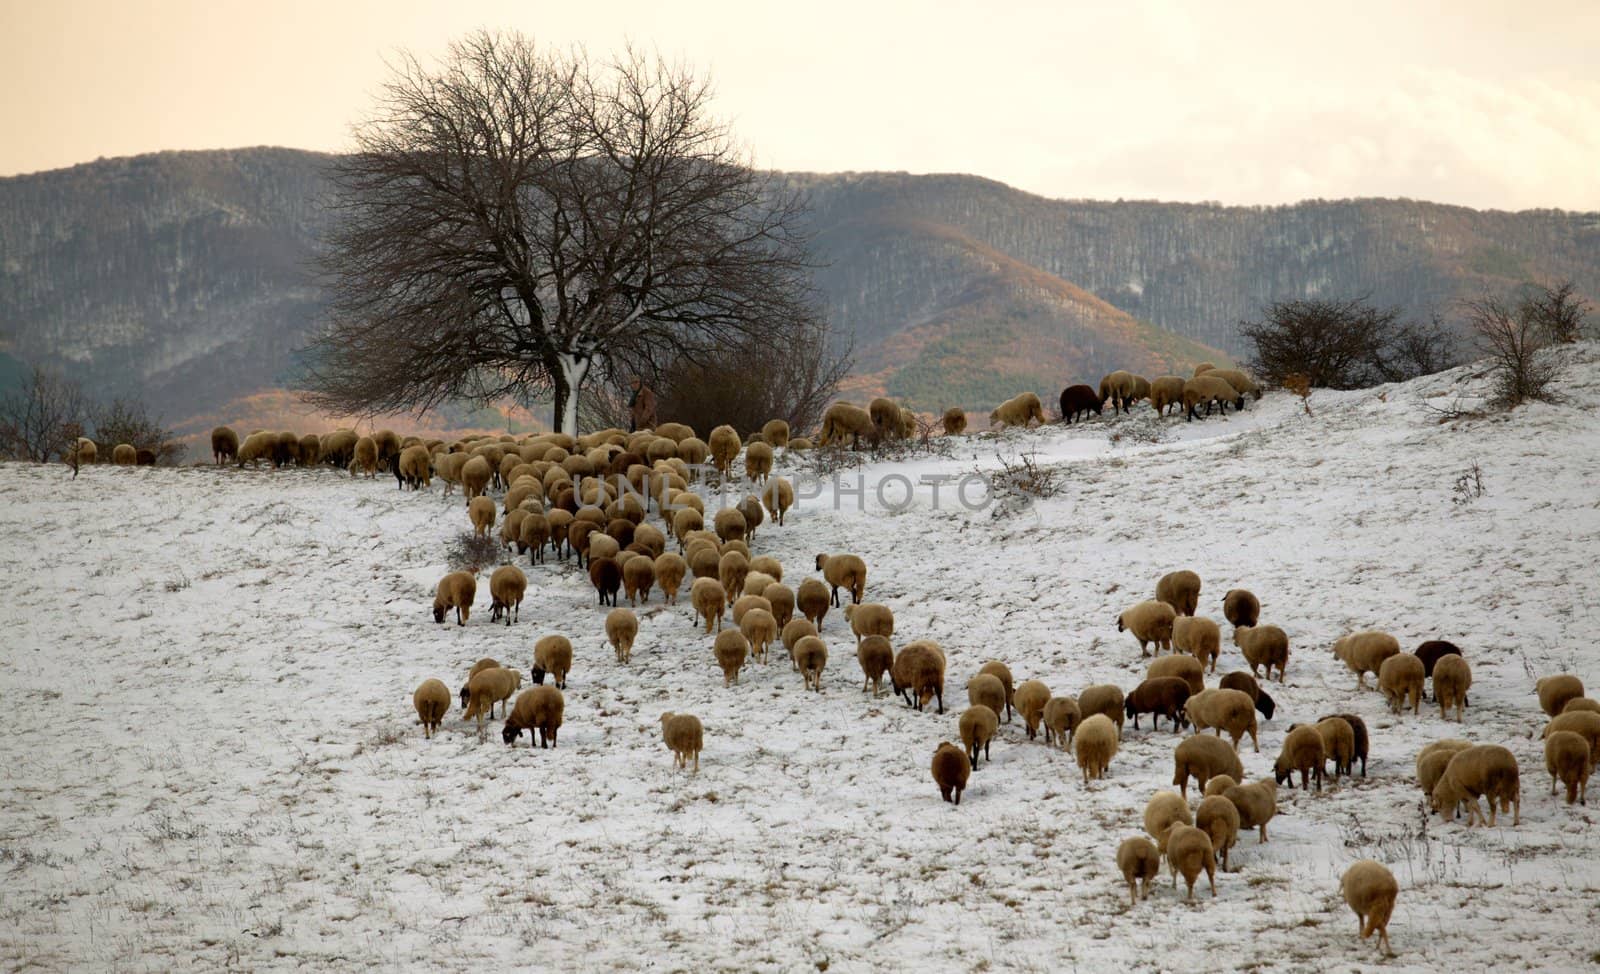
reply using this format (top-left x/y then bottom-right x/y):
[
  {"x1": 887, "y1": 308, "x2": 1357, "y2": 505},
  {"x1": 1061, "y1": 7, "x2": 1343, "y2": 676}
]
[
  {"x1": 660, "y1": 712, "x2": 704, "y2": 772},
  {"x1": 959, "y1": 704, "x2": 1000, "y2": 767},
  {"x1": 1545, "y1": 730, "x2": 1591, "y2": 805},
  {"x1": 654, "y1": 552, "x2": 688, "y2": 604},
  {"x1": 1223, "y1": 778, "x2": 1278, "y2": 842},
  {"x1": 623, "y1": 555, "x2": 656, "y2": 606},
  {"x1": 941, "y1": 407, "x2": 968, "y2": 436},
  {"x1": 1304, "y1": 716, "x2": 1357, "y2": 779},
  {"x1": 1218, "y1": 671, "x2": 1277, "y2": 721},
  {"x1": 589, "y1": 556, "x2": 622, "y2": 607},
  {"x1": 1147, "y1": 654, "x2": 1204, "y2": 696},
  {"x1": 1165, "y1": 825, "x2": 1216, "y2": 901},
  {"x1": 989, "y1": 391, "x2": 1046, "y2": 429},
  {"x1": 607, "y1": 608, "x2": 639, "y2": 664},
  {"x1": 531, "y1": 635, "x2": 574, "y2": 689},
  {"x1": 1172, "y1": 616, "x2": 1222, "y2": 673},
  {"x1": 1186, "y1": 688, "x2": 1260, "y2": 751},
  {"x1": 211, "y1": 426, "x2": 239, "y2": 464},
  {"x1": 1097, "y1": 371, "x2": 1137, "y2": 414},
  {"x1": 818, "y1": 402, "x2": 876, "y2": 450},
  {"x1": 1417, "y1": 740, "x2": 1474, "y2": 799},
  {"x1": 966, "y1": 673, "x2": 1008, "y2": 720},
  {"x1": 978, "y1": 661, "x2": 1015, "y2": 722},
  {"x1": 794, "y1": 635, "x2": 828, "y2": 691},
  {"x1": 1042, "y1": 696, "x2": 1080, "y2": 750},
  {"x1": 1078, "y1": 684, "x2": 1126, "y2": 739},
  {"x1": 502, "y1": 686, "x2": 564, "y2": 749},
  {"x1": 1183, "y1": 374, "x2": 1241, "y2": 420},
  {"x1": 707, "y1": 425, "x2": 741, "y2": 480},
  {"x1": 796, "y1": 577, "x2": 831, "y2": 628},
  {"x1": 1321, "y1": 712, "x2": 1369, "y2": 777},
  {"x1": 1378, "y1": 653, "x2": 1426, "y2": 715},
  {"x1": 1341, "y1": 861, "x2": 1399, "y2": 958},
  {"x1": 764, "y1": 582, "x2": 796, "y2": 628},
  {"x1": 1118, "y1": 600, "x2": 1177, "y2": 657},
  {"x1": 412, "y1": 679, "x2": 450, "y2": 739},
  {"x1": 760, "y1": 477, "x2": 795, "y2": 526},
  {"x1": 1537, "y1": 674, "x2": 1586, "y2": 717},
  {"x1": 1014, "y1": 680, "x2": 1051, "y2": 740},
  {"x1": 461, "y1": 454, "x2": 492, "y2": 500},
  {"x1": 1433, "y1": 654, "x2": 1472, "y2": 722},
  {"x1": 857, "y1": 635, "x2": 894, "y2": 696},
  {"x1": 1195, "y1": 795, "x2": 1240, "y2": 872},
  {"x1": 1117, "y1": 836, "x2": 1162, "y2": 906},
  {"x1": 869, "y1": 397, "x2": 906, "y2": 442},
  {"x1": 1172, "y1": 733, "x2": 1244, "y2": 799},
  {"x1": 760, "y1": 419, "x2": 790, "y2": 449},
  {"x1": 1147, "y1": 376, "x2": 1186, "y2": 418},
  {"x1": 1059, "y1": 384, "x2": 1103, "y2": 423},
  {"x1": 1413, "y1": 639, "x2": 1463, "y2": 684},
  {"x1": 1221, "y1": 588, "x2": 1260, "y2": 628},
  {"x1": 1143, "y1": 791, "x2": 1194, "y2": 853},
  {"x1": 1433, "y1": 744, "x2": 1520, "y2": 827},
  {"x1": 1232, "y1": 625, "x2": 1289, "y2": 683},
  {"x1": 464, "y1": 667, "x2": 524, "y2": 739},
  {"x1": 691, "y1": 577, "x2": 727, "y2": 633},
  {"x1": 1124, "y1": 677, "x2": 1192, "y2": 732},
  {"x1": 714, "y1": 629, "x2": 750, "y2": 686},
  {"x1": 712, "y1": 507, "x2": 747, "y2": 544},
  {"x1": 1075, "y1": 713, "x2": 1118, "y2": 784},
  {"x1": 1543, "y1": 711, "x2": 1600, "y2": 768},
  {"x1": 1155, "y1": 570, "x2": 1201, "y2": 617},
  {"x1": 1562, "y1": 698, "x2": 1600, "y2": 714},
  {"x1": 815, "y1": 553, "x2": 868, "y2": 607},
  {"x1": 844, "y1": 602, "x2": 894, "y2": 645},
  {"x1": 744, "y1": 441, "x2": 774, "y2": 483},
  {"x1": 1274, "y1": 725, "x2": 1326, "y2": 791},
  {"x1": 488, "y1": 565, "x2": 527, "y2": 625},
  {"x1": 432, "y1": 571, "x2": 476, "y2": 626},
  {"x1": 893, "y1": 640, "x2": 947, "y2": 713},
  {"x1": 718, "y1": 551, "x2": 750, "y2": 609},
  {"x1": 740, "y1": 608, "x2": 778, "y2": 664},
  {"x1": 931, "y1": 742, "x2": 972, "y2": 805},
  {"x1": 1332, "y1": 631, "x2": 1401, "y2": 689}
]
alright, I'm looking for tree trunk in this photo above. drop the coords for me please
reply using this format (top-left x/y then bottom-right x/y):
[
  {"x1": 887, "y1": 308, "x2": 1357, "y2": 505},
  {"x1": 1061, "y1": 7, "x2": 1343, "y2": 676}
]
[{"x1": 553, "y1": 350, "x2": 592, "y2": 437}]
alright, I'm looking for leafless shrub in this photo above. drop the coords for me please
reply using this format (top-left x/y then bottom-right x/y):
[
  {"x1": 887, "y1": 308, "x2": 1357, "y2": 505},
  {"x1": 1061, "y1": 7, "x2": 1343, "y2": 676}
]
[
  {"x1": 1241, "y1": 297, "x2": 1458, "y2": 389},
  {"x1": 790, "y1": 443, "x2": 865, "y2": 480},
  {"x1": 1452, "y1": 462, "x2": 1486, "y2": 506},
  {"x1": 983, "y1": 450, "x2": 1063, "y2": 517},
  {"x1": 1524, "y1": 281, "x2": 1591, "y2": 345},
  {"x1": 91, "y1": 397, "x2": 184, "y2": 465},
  {"x1": 1464, "y1": 293, "x2": 1560, "y2": 409},
  {"x1": 444, "y1": 532, "x2": 500, "y2": 573},
  {"x1": 0, "y1": 366, "x2": 87, "y2": 463}
]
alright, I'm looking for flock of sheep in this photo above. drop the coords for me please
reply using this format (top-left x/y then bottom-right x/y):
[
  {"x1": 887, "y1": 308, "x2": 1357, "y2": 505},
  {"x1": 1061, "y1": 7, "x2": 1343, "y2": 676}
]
[{"x1": 197, "y1": 369, "x2": 1595, "y2": 959}]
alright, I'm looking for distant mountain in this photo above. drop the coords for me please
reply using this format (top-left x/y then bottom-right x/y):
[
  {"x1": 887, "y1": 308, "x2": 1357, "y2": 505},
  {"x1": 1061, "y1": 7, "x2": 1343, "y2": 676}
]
[{"x1": 2, "y1": 149, "x2": 1596, "y2": 436}]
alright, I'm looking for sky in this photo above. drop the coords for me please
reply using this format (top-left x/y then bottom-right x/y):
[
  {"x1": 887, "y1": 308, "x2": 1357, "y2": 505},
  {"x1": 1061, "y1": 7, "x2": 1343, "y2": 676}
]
[{"x1": 3, "y1": 0, "x2": 1599, "y2": 211}]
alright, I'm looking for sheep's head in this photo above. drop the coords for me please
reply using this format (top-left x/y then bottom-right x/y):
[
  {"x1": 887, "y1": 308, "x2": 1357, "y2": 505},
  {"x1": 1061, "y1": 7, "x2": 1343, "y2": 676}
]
[
  {"x1": 814, "y1": 554, "x2": 826, "y2": 571},
  {"x1": 459, "y1": 685, "x2": 471, "y2": 710},
  {"x1": 1272, "y1": 759, "x2": 1292, "y2": 786},
  {"x1": 1255, "y1": 691, "x2": 1277, "y2": 721},
  {"x1": 1116, "y1": 615, "x2": 1126, "y2": 633},
  {"x1": 530, "y1": 665, "x2": 547, "y2": 686},
  {"x1": 502, "y1": 725, "x2": 523, "y2": 745},
  {"x1": 433, "y1": 603, "x2": 447, "y2": 624}
]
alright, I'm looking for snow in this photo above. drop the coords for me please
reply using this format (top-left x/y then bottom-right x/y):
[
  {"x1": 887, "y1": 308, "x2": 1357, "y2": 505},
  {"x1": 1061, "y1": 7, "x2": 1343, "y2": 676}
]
[{"x1": 4, "y1": 347, "x2": 1600, "y2": 971}]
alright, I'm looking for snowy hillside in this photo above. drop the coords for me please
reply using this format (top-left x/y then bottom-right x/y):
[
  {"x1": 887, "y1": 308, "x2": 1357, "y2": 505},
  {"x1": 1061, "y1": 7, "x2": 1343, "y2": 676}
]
[{"x1": 3, "y1": 347, "x2": 1599, "y2": 972}]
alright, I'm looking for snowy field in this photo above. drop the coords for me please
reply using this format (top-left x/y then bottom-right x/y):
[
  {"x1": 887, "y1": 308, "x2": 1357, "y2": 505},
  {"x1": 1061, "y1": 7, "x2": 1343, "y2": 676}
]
[{"x1": 4, "y1": 348, "x2": 1600, "y2": 972}]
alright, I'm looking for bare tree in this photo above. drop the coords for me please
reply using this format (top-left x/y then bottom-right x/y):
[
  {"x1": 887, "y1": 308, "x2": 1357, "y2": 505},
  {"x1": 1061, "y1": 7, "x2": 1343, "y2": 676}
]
[
  {"x1": 1464, "y1": 293, "x2": 1560, "y2": 408},
  {"x1": 1522, "y1": 281, "x2": 1590, "y2": 345},
  {"x1": 1241, "y1": 297, "x2": 1457, "y2": 389},
  {"x1": 91, "y1": 397, "x2": 183, "y2": 465},
  {"x1": 0, "y1": 366, "x2": 87, "y2": 463},
  {"x1": 649, "y1": 321, "x2": 851, "y2": 436},
  {"x1": 301, "y1": 32, "x2": 831, "y2": 436}
]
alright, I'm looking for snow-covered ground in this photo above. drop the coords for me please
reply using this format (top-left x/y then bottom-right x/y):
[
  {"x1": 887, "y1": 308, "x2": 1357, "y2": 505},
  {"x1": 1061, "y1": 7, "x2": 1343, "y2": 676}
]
[{"x1": 4, "y1": 348, "x2": 1600, "y2": 972}]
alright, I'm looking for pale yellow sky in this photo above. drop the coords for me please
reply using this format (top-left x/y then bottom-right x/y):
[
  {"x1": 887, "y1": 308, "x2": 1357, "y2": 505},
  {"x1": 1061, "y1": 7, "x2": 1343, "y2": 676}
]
[{"x1": 3, "y1": 0, "x2": 1598, "y2": 210}]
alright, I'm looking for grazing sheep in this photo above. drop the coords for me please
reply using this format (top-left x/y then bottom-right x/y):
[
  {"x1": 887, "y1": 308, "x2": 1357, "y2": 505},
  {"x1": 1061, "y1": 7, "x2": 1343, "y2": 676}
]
[
  {"x1": 1413, "y1": 639, "x2": 1463, "y2": 685},
  {"x1": 1332, "y1": 631, "x2": 1401, "y2": 689},
  {"x1": 413, "y1": 679, "x2": 450, "y2": 739},
  {"x1": 1378, "y1": 653, "x2": 1426, "y2": 715},
  {"x1": 1148, "y1": 376, "x2": 1187, "y2": 417},
  {"x1": 797, "y1": 577, "x2": 831, "y2": 628},
  {"x1": 1172, "y1": 733, "x2": 1245, "y2": 799},
  {"x1": 960, "y1": 705, "x2": 1001, "y2": 767},
  {"x1": 989, "y1": 391, "x2": 1047, "y2": 429},
  {"x1": 1147, "y1": 654, "x2": 1205, "y2": 696},
  {"x1": 1223, "y1": 778, "x2": 1278, "y2": 842},
  {"x1": 815, "y1": 553, "x2": 867, "y2": 607},
  {"x1": 1078, "y1": 684, "x2": 1126, "y2": 739},
  {"x1": 672, "y1": 508, "x2": 704, "y2": 550},
  {"x1": 1124, "y1": 677, "x2": 1192, "y2": 732},
  {"x1": 653, "y1": 552, "x2": 688, "y2": 605},
  {"x1": 1117, "y1": 836, "x2": 1162, "y2": 906},
  {"x1": 622, "y1": 555, "x2": 656, "y2": 606},
  {"x1": 1155, "y1": 570, "x2": 1202, "y2": 617},
  {"x1": 396, "y1": 444, "x2": 430, "y2": 489},
  {"x1": 744, "y1": 441, "x2": 774, "y2": 484},
  {"x1": 464, "y1": 667, "x2": 524, "y2": 739},
  {"x1": 461, "y1": 454, "x2": 492, "y2": 499},
  {"x1": 707, "y1": 425, "x2": 741, "y2": 480},
  {"x1": 1183, "y1": 374, "x2": 1241, "y2": 420},
  {"x1": 760, "y1": 419, "x2": 790, "y2": 449},
  {"x1": 1218, "y1": 671, "x2": 1276, "y2": 721},
  {"x1": 607, "y1": 608, "x2": 639, "y2": 664},
  {"x1": 712, "y1": 507, "x2": 747, "y2": 544},
  {"x1": 857, "y1": 634, "x2": 894, "y2": 696},
  {"x1": 1014, "y1": 680, "x2": 1051, "y2": 740},
  {"x1": 1544, "y1": 711, "x2": 1600, "y2": 766},
  {"x1": 1274, "y1": 725, "x2": 1326, "y2": 791},
  {"x1": 1562, "y1": 698, "x2": 1600, "y2": 715},
  {"x1": 691, "y1": 577, "x2": 727, "y2": 633},
  {"x1": 1173, "y1": 616, "x2": 1222, "y2": 672},
  {"x1": 1207, "y1": 368, "x2": 1260, "y2": 406},
  {"x1": 211, "y1": 426, "x2": 239, "y2": 465},
  {"x1": 1305, "y1": 716, "x2": 1357, "y2": 779},
  {"x1": 73, "y1": 437, "x2": 97, "y2": 466},
  {"x1": 714, "y1": 629, "x2": 750, "y2": 686},
  {"x1": 1119, "y1": 600, "x2": 1178, "y2": 656},
  {"x1": 794, "y1": 635, "x2": 828, "y2": 691},
  {"x1": 1433, "y1": 655, "x2": 1472, "y2": 722},
  {"x1": 530, "y1": 635, "x2": 574, "y2": 689},
  {"x1": 1341, "y1": 860, "x2": 1399, "y2": 958},
  {"x1": 112, "y1": 443, "x2": 138, "y2": 465},
  {"x1": 588, "y1": 556, "x2": 622, "y2": 607},
  {"x1": 941, "y1": 407, "x2": 968, "y2": 436},
  {"x1": 1194, "y1": 363, "x2": 1215, "y2": 376},
  {"x1": 1221, "y1": 589, "x2": 1260, "y2": 628},
  {"x1": 893, "y1": 640, "x2": 948, "y2": 713},
  {"x1": 1417, "y1": 740, "x2": 1474, "y2": 799},
  {"x1": 236, "y1": 431, "x2": 275, "y2": 467},
  {"x1": 1043, "y1": 696, "x2": 1080, "y2": 750},
  {"x1": 844, "y1": 602, "x2": 894, "y2": 645},
  {"x1": 1075, "y1": 713, "x2": 1119, "y2": 784},
  {"x1": 931, "y1": 742, "x2": 973, "y2": 805},
  {"x1": 432, "y1": 571, "x2": 477, "y2": 626},
  {"x1": 1545, "y1": 731, "x2": 1591, "y2": 804},
  {"x1": 1196, "y1": 795, "x2": 1240, "y2": 871},
  {"x1": 869, "y1": 397, "x2": 906, "y2": 442},
  {"x1": 1321, "y1": 712, "x2": 1370, "y2": 777},
  {"x1": 1432, "y1": 744, "x2": 1520, "y2": 827},
  {"x1": 1144, "y1": 791, "x2": 1194, "y2": 853},
  {"x1": 818, "y1": 402, "x2": 877, "y2": 450},
  {"x1": 468, "y1": 496, "x2": 496, "y2": 538},
  {"x1": 967, "y1": 673, "x2": 1008, "y2": 720},
  {"x1": 978, "y1": 661, "x2": 1015, "y2": 722},
  {"x1": 459, "y1": 658, "x2": 502, "y2": 710},
  {"x1": 718, "y1": 550, "x2": 750, "y2": 609},
  {"x1": 488, "y1": 565, "x2": 527, "y2": 625},
  {"x1": 740, "y1": 608, "x2": 778, "y2": 664},
  {"x1": 764, "y1": 583, "x2": 796, "y2": 628},
  {"x1": 502, "y1": 686, "x2": 564, "y2": 749},
  {"x1": 1165, "y1": 825, "x2": 1216, "y2": 901},
  {"x1": 1232, "y1": 625, "x2": 1289, "y2": 683},
  {"x1": 1098, "y1": 371, "x2": 1137, "y2": 414},
  {"x1": 1058, "y1": 384, "x2": 1103, "y2": 424},
  {"x1": 1537, "y1": 675, "x2": 1586, "y2": 717},
  {"x1": 660, "y1": 712, "x2": 704, "y2": 772},
  {"x1": 760, "y1": 477, "x2": 795, "y2": 526}
]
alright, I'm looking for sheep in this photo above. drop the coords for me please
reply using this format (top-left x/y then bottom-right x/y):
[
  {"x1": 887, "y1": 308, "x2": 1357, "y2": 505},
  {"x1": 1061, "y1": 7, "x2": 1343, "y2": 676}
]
[
  {"x1": 488, "y1": 565, "x2": 527, "y2": 625},
  {"x1": 622, "y1": 555, "x2": 656, "y2": 607},
  {"x1": 844, "y1": 602, "x2": 894, "y2": 645},
  {"x1": 1075, "y1": 713, "x2": 1119, "y2": 784},
  {"x1": 589, "y1": 556, "x2": 622, "y2": 607},
  {"x1": 502, "y1": 686, "x2": 564, "y2": 749},
  {"x1": 396, "y1": 444, "x2": 430, "y2": 489},
  {"x1": 1208, "y1": 368, "x2": 1261, "y2": 405},
  {"x1": 461, "y1": 454, "x2": 493, "y2": 499},
  {"x1": 1433, "y1": 654, "x2": 1472, "y2": 722},
  {"x1": 1218, "y1": 671, "x2": 1276, "y2": 721},
  {"x1": 1117, "y1": 836, "x2": 1162, "y2": 906},
  {"x1": 1124, "y1": 677, "x2": 1192, "y2": 732},
  {"x1": 1332, "y1": 631, "x2": 1401, "y2": 689},
  {"x1": 797, "y1": 577, "x2": 831, "y2": 628},
  {"x1": 1202, "y1": 775, "x2": 1239, "y2": 798},
  {"x1": 672, "y1": 508, "x2": 704, "y2": 551},
  {"x1": 691, "y1": 577, "x2": 727, "y2": 633},
  {"x1": 760, "y1": 419, "x2": 790, "y2": 450},
  {"x1": 345, "y1": 436, "x2": 379, "y2": 477},
  {"x1": 744, "y1": 441, "x2": 774, "y2": 484},
  {"x1": 740, "y1": 608, "x2": 778, "y2": 664},
  {"x1": 977, "y1": 661, "x2": 1015, "y2": 722},
  {"x1": 1143, "y1": 791, "x2": 1194, "y2": 853},
  {"x1": 660, "y1": 712, "x2": 704, "y2": 772},
  {"x1": 1078, "y1": 684, "x2": 1126, "y2": 739},
  {"x1": 1304, "y1": 716, "x2": 1357, "y2": 779},
  {"x1": 653, "y1": 552, "x2": 688, "y2": 605},
  {"x1": 960, "y1": 705, "x2": 1001, "y2": 767},
  {"x1": 1337, "y1": 860, "x2": 1399, "y2": 958},
  {"x1": 73, "y1": 437, "x2": 97, "y2": 466},
  {"x1": 1544, "y1": 730, "x2": 1591, "y2": 805},
  {"x1": 587, "y1": 532, "x2": 621, "y2": 565},
  {"x1": 459, "y1": 657, "x2": 502, "y2": 711},
  {"x1": 712, "y1": 507, "x2": 747, "y2": 544},
  {"x1": 1223, "y1": 778, "x2": 1278, "y2": 842},
  {"x1": 321, "y1": 429, "x2": 358, "y2": 468},
  {"x1": 1172, "y1": 616, "x2": 1222, "y2": 672},
  {"x1": 869, "y1": 397, "x2": 906, "y2": 442},
  {"x1": 1165, "y1": 825, "x2": 1216, "y2": 901},
  {"x1": 1416, "y1": 740, "x2": 1474, "y2": 800},
  {"x1": 1195, "y1": 795, "x2": 1240, "y2": 871},
  {"x1": 1118, "y1": 600, "x2": 1177, "y2": 656},
  {"x1": 432, "y1": 571, "x2": 477, "y2": 626},
  {"x1": 1378, "y1": 653, "x2": 1426, "y2": 715},
  {"x1": 714, "y1": 629, "x2": 750, "y2": 686},
  {"x1": 857, "y1": 634, "x2": 894, "y2": 696},
  {"x1": 731, "y1": 593, "x2": 771, "y2": 627},
  {"x1": 655, "y1": 422, "x2": 695, "y2": 443},
  {"x1": 794, "y1": 635, "x2": 828, "y2": 691},
  {"x1": 465, "y1": 496, "x2": 496, "y2": 538},
  {"x1": 464, "y1": 667, "x2": 524, "y2": 739},
  {"x1": 1058, "y1": 384, "x2": 1103, "y2": 424},
  {"x1": 271, "y1": 431, "x2": 300, "y2": 467},
  {"x1": 1319, "y1": 712, "x2": 1369, "y2": 777},
  {"x1": 1544, "y1": 711, "x2": 1600, "y2": 766},
  {"x1": 892, "y1": 640, "x2": 948, "y2": 713},
  {"x1": 1232, "y1": 625, "x2": 1289, "y2": 683},
  {"x1": 1221, "y1": 589, "x2": 1260, "y2": 628},
  {"x1": 1413, "y1": 639, "x2": 1463, "y2": 688},
  {"x1": 1432, "y1": 744, "x2": 1520, "y2": 827},
  {"x1": 816, "y1": 553, "x2": 868, "y2": 607},
  {"x1": 966, "y1": 673, "x2": 1008, "y2": 719},
  {"x1": 1014, "y1": 680, "x2": 1051, "y2": 740},
  {"x1": 1172, "y1": 733, "x2": 1245, "y2": 799},
  {"x1": 1148, "y1": 376, "x2": 1186, "y2": 417},
  {"x1": 931, "y1": 742, "x2": 972, "y2": 805},
  {"x1": 211, "y1": 426, "x2": 239, "y2": 465},
  {"x1": 718, "y1": 551, "x2": 750, "y2": 609},
  {"x1": 1274, "y1": 725, "x2": 1326, "y2": 791},
  {"x1": 1043, "y1": 696, "x2": 1080, "y2": 750},
  {"x1": 818, "y1": 402, "x2": 877, "y2": 450},
  {"x1": 526, "y1": 634, "x2": 574, "y2": 690},
  {"x1": 1194, "y1": 362, "x2": 1215, "y2": 376},
  {"x1": 607, "y1": 607, "x2": 639, "y2": 664},
  {"x1": 237, "y1": 431, "x2": 276, "y2": 468},
  {"x1": 1147, "y1": 654, "x2": 1204, "y2": 696},
  {"x1": 632, "y1": 522, "x2": 666, "y2": 558},
  {"x1": 941, "y1": 407, "x2": 967, "y2": 436},
  {"x1": 1537, "y1": 674, "x2": 1586, "y2": 717},
  {"x1": 761, "y1": 477, "x2": 795, "y2": 526},
  {"x1": 989, "y1": 391, "x2": 1047, "y2": 429},
  {"x1": 1155, "y1": 570, "x2": 1201, "y2": 616},
  {"x1": 1097, "y1": 371, "x2": 1137, "y2": 414},
  {"x1": 413, "y1": 679, "x2": 450, "y2": 739},
  {"x1": 134, "y1": 447, "x2": 157, "y2": 466},
  {"x1": 1182, "y1": 374, "x2": 1240, "y2": 420},
  {"x1": 1562, "y1": 698, "x2": 1600, "y2": 715},
  {"x1": 707, "y1": 425, "x2": 741, "y2": 480},
  {"x1": 764, "y1": 583, "x2": 796, "y2": 628}
]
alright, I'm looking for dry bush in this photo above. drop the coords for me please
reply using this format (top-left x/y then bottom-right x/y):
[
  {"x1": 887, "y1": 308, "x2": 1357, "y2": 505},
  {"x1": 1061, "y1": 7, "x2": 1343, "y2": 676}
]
[
  {"x1": 0, "y1": 366, "x2": 87, "y2": 463},
  {"x1": 1464, "y1": 294, "x2": 1560, "y2": 409}
]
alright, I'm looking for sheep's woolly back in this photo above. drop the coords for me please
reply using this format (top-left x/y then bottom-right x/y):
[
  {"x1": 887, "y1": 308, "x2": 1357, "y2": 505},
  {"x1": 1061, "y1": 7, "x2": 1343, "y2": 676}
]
[{"x1": 1075, "y1": 714, "x2": 1119, "y2": 783}]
